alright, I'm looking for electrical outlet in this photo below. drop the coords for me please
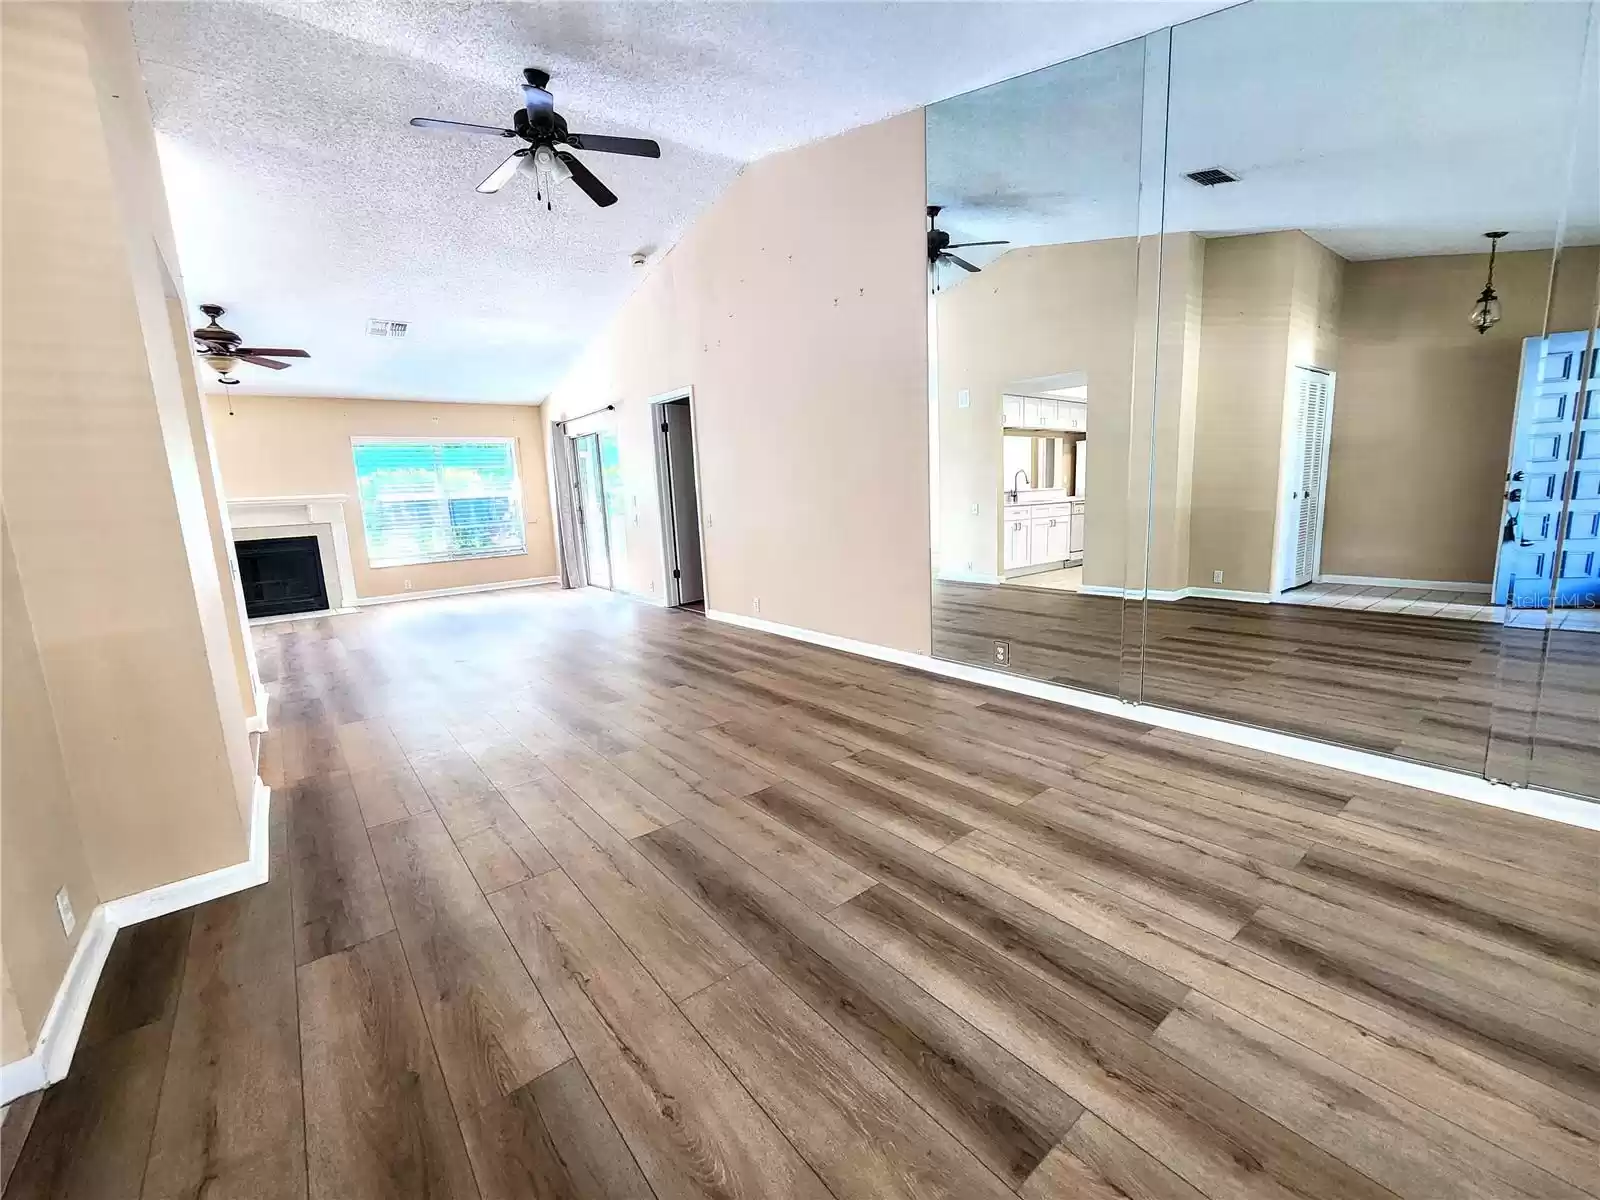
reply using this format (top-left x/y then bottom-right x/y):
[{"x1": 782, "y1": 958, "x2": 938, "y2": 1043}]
[
  {"x1": 55, "y1": 886, "x2": 75, "y2": 938},
  {"x1": 404, "y1": 579, "x2": 414, "y2": 591},
  {"x1": 1212, "y1": 570, "x2": 1225, "y2": 584},
  {"x1": 753, "y1": 597, "x2": 761, "y2": 615},
  {"x1": 992, "y1": 640, "x2": 1011, "y2": 667}
]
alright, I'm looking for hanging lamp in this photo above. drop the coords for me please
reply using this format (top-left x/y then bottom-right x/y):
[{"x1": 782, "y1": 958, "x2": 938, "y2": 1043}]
[{"x1": 1470, "y1": 231, "x2": 1509, "y2": 334}]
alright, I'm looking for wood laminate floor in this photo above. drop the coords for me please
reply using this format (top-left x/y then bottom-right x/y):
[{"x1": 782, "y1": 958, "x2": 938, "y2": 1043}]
[
  {"x1": 5, "y1": 585, "x2": 1598, "y2": 1200},
  {"x1": 935, "y1": 579, "x2": 1600, "y2": 797}
]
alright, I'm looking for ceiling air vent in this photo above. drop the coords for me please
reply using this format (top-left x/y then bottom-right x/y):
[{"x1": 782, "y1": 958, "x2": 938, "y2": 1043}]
[{"x1": 1185, "y1": 167, "x2": 1239, "y2": 187}]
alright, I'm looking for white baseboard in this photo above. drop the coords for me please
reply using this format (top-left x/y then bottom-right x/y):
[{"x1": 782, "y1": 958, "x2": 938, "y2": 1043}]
[
  {"x1": 244, "y1": 685, "x2": 270, "y2": 734},
  {"x1": 705, "y1": 609, "x2": 1600, "y2": 833},
  {"x1": 937, "y1": 568, "x2": 1004, "y2": 585},
  {"x1": 356, "y1": 576, "x2": 560, "y2": 607},
  {"x1": 248, "y1": 607, "x2": 359, "y2": 627},
  {"x1": 0, "y1": 777, "x2": 272, "y2": 1106},
  {"x1": 1077, "y1": 584, "x2": 1272, "y2": 604},
  {"x1": 1318, "y1": 574, "x2": 1491, "y2": 594}
]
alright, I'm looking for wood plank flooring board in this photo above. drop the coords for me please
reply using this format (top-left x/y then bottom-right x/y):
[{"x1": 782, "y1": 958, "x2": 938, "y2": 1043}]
[
  {"x1": 142, "y1": 793, "x2": 307, "y2": 1200},
  {"x1": 541, "y1": 747, "x2": 682, "y2": 839},
  {"x1": 368, "y1": 813, "x2": 572, "y2": 1113},
  {"x1": 609, "y1": 715, "x2": 778, "y2": 798},
  {"x1": 287, "y1": 774, "x2": 395, "y2": 965},
  {"x1": 458, "y1": 735, "x2": 549, "y2": 791},
  {"x1": 1019, "y1": 1115, "x2": 1207, "y2": 1200},
  {"x1": 460, "y1": 1060, "x2": 655, "y2": 1200},
  {"x1": 1237, "y1": 906, "x2": 1600, "y2": 1104},
  {"x1": 334, "y1": 719, "x2": 411, "y2": 773},
  {"x1": 296, "y1": 932, "x2": 480, "y2": 1200},
  {"x1": 635, "y1": 820, "x2": 1083, "y2": 1188},
  {"x1": 0, "y1": 1094, "x2": 42, "y2": 1195},
  {"x1": 75, "y1": 910, "x2": 192, "y2": 1051},
  {"x1": 490, "y1": 870, "x2": 835, "y2": 1200},
  {"x1": 700, "y1": 723, "x2": 974, "y2": 853},
  {"x1": 734, "y1": 781, "x2": 1194, "y2": 1036},
  {"x1": 1253, "y1": 875, "x2": 1600, "y2": 1025},
  {"x1": 1288, "y1": 843, "x2": 1600, "y2": 975},
  {"x1": 681, "y1": 964, "x2": 1016, "y2": 1200},
  {"x1": 499, "y1": 774, "x2": 752, "y2": 1001},
  {"x1": 829, "y1": 884, "x2": 1402, "y2": 1200},
  {"x1": 1154, "y1": 993, "x2": 1589, "y2": 1200},
  {"x1": 611, "y1": 748, "x2": 873, "y2": 911},
  {"x1": 938, "y1": 831, "x2": 1600, "y2": 1193},
  {"x1": 407, "y1": 748, "x2": 508, "y2": 840},
  {"x1": 347, "y1": 763, "x2": 436, "y2": 828},
  {"x1": 2, "y1": 1023, "x2": 173, "y2": 1200}
]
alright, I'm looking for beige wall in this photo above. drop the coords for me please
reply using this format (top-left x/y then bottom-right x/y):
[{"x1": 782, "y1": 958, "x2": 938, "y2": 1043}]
[
  {"x1": 1187, "y1": 231, "x2": 1343, "y2": 594},
  {"x1": 2, "y1": 1, "x2": 257, "y2": 1065},
  {"x1": 546, "y1": 111, "x2": 931, "y2": 653},
  {"x1": 1324, "y1": 246, "x2": 1599, "y2": 584},
  {"x1": 2, "y1": 518, "x2": 99, "y2": 1063},
  {"x1": 207, "y1": 395, "x2": 557, "y2": 599},
  {"x1": 934, "y1": 234, "x2": 1203, "y2": 593}
]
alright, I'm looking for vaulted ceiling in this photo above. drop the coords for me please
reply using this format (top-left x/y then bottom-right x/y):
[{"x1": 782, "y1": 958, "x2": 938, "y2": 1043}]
[{"x1": 132, "y1": 0, "x2": 1215, "y2": 402}]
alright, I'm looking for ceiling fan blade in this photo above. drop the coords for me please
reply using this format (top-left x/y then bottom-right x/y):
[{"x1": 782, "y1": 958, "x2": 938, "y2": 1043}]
[
  {"x1": 557, "y1": 151, "x2": 617, "y2": 207},
  {"x1": 564, "y1": 133, "x2": 661, "y2": 159},
  {"x1": 942, "y1": 253, "x2": 981, "y2": 273},
  {"x1": 946, "y1": 240, "x2": 1010, "y2": 249},
  {"x1": 235, "y1": 347, "x2": 309, "y2": 358},
  {"x1": 239, "y1": 355, "x2": 290, "y2": 370},
  {"x1": 476, "y1": 152, "x2": 524, "y2": 194},
  {"x1": 410, "y1": 117, "x2": 515, "y2": 137},
  {"x1": 522, "y1": 83, "x2": 555, "y2": 127}
]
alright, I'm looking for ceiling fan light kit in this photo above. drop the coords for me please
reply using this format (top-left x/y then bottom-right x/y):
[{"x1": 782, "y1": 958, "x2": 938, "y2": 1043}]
[
  {"x1": 191, "y1": 303, "x2": 310, "y2": 385},
  {"x1": 411, "y1": 67, "x2": 661, "y2": 209},
  {"x1": 926, "y1": 204, "x2": 1009, "y2": 290}
]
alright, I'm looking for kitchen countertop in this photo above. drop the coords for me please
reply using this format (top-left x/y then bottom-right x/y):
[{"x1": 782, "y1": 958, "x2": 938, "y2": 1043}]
[{"x1": 1004, "y1": 493, "x2": 1085, "y2": 507}]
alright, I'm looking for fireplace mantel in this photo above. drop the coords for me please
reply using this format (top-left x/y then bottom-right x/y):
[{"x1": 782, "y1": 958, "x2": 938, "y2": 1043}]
[{"x1": 227, "y1": 494, "x2": 359, "y2": 614}]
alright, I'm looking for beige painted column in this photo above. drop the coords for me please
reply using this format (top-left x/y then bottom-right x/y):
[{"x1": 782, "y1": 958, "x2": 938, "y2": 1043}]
[{"x1": 2, "y1": 2, "x2": 254, "y2": 898}]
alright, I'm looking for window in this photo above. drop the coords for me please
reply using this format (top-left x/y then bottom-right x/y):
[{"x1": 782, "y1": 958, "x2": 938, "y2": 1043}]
[{"x1": 351, "y1": 438, "x2": 526, "y2": 568}]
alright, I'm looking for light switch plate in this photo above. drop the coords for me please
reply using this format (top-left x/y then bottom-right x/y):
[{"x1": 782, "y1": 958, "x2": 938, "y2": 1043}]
[
  {"x1": 957, "y1": 389, "x2": 970, "y2": 409},
  {"x1": 55, "y1": 886, "x2": 75, "y2": 938}
]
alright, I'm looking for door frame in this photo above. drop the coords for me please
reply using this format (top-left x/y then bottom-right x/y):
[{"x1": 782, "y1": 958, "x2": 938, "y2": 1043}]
[
  {"x1": 649, "y1": 387, "x2": 709, "y2": 608},
  {"x1": 1273, "y1": 364, "x2": 1337, "y2": 595},
  {"x1": 570, "y1": 431, "x2": 614, "y2": 590}
]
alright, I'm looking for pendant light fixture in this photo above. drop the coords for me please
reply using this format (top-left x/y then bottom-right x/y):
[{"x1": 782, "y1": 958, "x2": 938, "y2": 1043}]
[{"x1": 1471, "y1": 231, "x2": 1509, "y2": 334}]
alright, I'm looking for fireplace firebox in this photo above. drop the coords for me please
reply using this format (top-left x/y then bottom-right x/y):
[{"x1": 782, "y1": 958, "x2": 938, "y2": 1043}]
[{"x1": 236, "y1": 535, "x2": 329, "y2": 618}]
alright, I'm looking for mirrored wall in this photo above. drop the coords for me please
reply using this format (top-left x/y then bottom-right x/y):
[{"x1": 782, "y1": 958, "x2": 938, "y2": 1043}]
[{"x1": 928, "y1": 0, "x2": 1600, "y2": 799}]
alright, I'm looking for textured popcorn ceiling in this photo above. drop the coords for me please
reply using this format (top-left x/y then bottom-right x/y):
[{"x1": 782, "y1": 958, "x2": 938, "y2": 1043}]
[
  {"x1": 929, "y1": 0, "x2": 1600, "y2": 278},
  {"x1": 131, "y1": 0, "x2": 1214, "y2": 403}
]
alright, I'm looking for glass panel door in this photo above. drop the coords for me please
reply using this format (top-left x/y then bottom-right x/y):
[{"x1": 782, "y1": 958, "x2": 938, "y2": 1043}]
[{"x1": 572, "y1": 433, "x2": 612, "y2": 590}]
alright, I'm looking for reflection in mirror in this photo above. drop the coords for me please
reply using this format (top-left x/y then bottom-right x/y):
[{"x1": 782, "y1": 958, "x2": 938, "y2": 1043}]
[
  {"x1": 928, "y1": 36, "x2": 1151, "y2": 695},
  {"x1": 1140, "y1": 1, "x2": 1599, "y2": 794}
]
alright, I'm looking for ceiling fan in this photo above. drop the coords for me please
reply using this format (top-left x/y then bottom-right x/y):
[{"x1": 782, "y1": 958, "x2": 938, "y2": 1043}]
[
  {"x1": 927, "y1": 205, "x2": 1008, "y2": 273},
  {"x1": 191, "y1": 304, "x2": 309, "y2": 385},
  {"x1": 410, "y1": 68, "x2": 660, "y2": 209}
]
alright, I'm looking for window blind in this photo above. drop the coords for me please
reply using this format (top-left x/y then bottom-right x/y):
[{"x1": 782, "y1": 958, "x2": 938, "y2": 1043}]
[{"x1": 351, "y1": 438, "x2": 526, "y2": 568}]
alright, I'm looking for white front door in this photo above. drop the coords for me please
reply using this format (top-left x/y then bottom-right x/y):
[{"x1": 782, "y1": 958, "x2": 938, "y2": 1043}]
[{"x1": 1276, "y1": 367, "x2": 1335, "y2": 592}]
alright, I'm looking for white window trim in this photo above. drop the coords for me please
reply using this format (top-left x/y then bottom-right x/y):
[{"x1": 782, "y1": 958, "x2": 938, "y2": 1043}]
[{"x1": 350, "y1": 435, "x2": 527, "y2": 569}]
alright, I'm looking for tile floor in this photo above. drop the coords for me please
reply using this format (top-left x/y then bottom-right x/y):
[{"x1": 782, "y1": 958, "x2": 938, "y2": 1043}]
[{"x1": 1282, "y1": 581, "x2": 1600, "y2": 628}]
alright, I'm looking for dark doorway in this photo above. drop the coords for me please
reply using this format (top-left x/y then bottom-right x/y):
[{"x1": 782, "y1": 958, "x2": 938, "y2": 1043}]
[{"x1": 236, "y1": 535, "x2": 329, "y2": 618}]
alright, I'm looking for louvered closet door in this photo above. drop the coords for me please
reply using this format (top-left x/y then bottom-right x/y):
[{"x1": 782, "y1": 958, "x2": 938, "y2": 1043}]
[{"x1": 1293, "y1": 371, "x2": 1333, "y2": 584}]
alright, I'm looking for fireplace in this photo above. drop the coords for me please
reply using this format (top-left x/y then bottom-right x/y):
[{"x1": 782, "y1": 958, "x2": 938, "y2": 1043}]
[{"x1": 235, "y1": 535, "x2": 330, "y2": 618}]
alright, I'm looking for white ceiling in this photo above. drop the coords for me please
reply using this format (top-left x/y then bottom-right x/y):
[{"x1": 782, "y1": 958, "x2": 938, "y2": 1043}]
[
  {"x1": 131, "y1": 0, "x2": 1218, "y2": 403},
  {"x1": 930, "y1": 0, "x2": 1600, "y2": 274}
]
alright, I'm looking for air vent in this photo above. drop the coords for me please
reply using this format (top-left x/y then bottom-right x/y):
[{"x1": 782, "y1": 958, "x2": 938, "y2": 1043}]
[
  {"x1": 1185, "y1": 167, "x2": 1239, "y2": 187},
  {"x1": 367, "y1": 319, "x2": 409, "y2": 338}
]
